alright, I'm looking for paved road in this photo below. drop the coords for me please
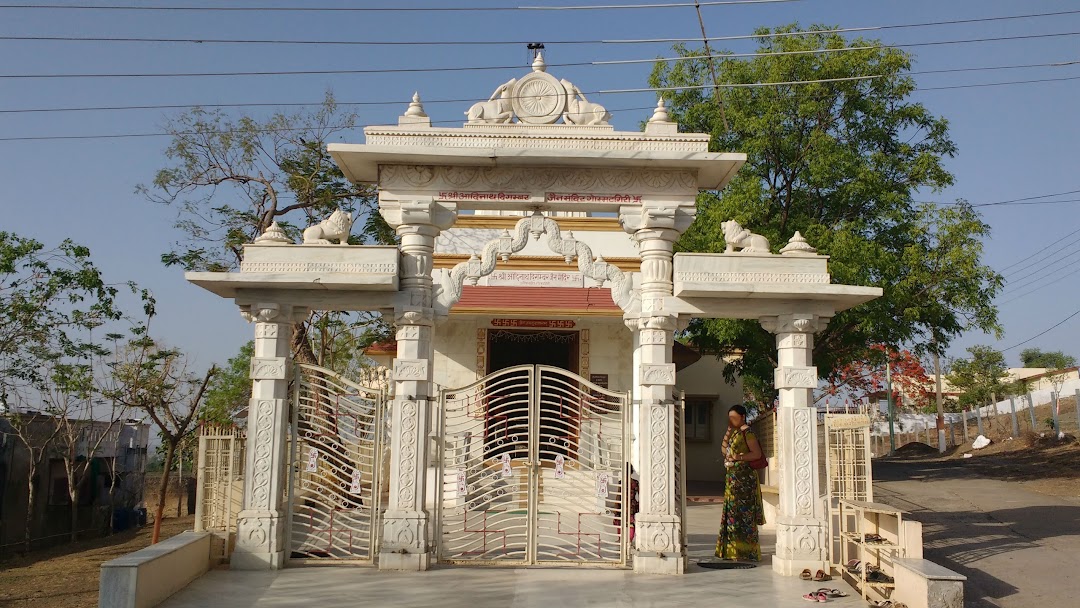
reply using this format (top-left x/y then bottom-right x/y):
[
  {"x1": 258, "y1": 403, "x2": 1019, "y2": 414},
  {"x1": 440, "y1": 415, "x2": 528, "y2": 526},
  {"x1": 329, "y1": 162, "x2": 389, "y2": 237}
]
[{"x1": 874, "y1": 459, "x2": 1080, "y2": 608}]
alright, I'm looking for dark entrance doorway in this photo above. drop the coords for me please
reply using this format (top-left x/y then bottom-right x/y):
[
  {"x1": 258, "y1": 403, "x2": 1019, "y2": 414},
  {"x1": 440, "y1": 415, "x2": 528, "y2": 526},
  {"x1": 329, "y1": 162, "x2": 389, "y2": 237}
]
[
  {"x1": 484, "y1": 330, "x2": 580, "y2": 461},
  {"x1": 487, "y1": 330, "x2": 578, "y2": 374}
]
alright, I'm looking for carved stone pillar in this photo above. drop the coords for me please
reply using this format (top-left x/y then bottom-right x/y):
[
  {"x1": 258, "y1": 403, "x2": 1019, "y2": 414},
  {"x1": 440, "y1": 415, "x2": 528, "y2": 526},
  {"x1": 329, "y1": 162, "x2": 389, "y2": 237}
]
[
  {"x1": 759, "y1": 313, "x2": 831, "y2": 576},
  {"x1": 378, "y1": 199, "x2": 455, "y2": 571},
  {"x1": 621, "y1": 204, "x2": 693, "y2": 575},
  {"x1": 232, "y1": 302, "x2": 304, "y2": 570}
]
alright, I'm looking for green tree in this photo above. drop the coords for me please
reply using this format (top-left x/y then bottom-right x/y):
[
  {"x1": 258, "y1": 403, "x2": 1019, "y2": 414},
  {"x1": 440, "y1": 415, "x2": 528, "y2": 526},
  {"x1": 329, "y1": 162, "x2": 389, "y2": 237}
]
[
  {"x1": 1019, "y1": 348, "x2": 1077, "y2": 396},
  {"x1": 200, "y1": 341, "x2": 254, "y2": 427},
  {"x1": 140, "y1": 94, "x2": 395, "y2": 367},
  {"x1": 1019, "y1": 348, "x2": 1076, "y2": 370},
  {"x1": 105, "y1": 325, "x2": 214, "y2": 544},
  {"x1": 947, "y1": 345, "x2": 1007, "y2": 411},
  {"x1": 648, "y1": 26, "x2": 1002, "y2": 401},
  {"x1": 0, "y1": 233, "x2": 127, "y2": 394}
]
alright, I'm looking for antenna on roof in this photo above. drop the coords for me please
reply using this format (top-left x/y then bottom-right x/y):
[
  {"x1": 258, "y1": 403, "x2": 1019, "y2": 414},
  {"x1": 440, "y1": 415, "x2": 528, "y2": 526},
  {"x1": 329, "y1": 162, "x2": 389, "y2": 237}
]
[{"x1": 527, "y1": 42, "x2": 545, "y2": 64}]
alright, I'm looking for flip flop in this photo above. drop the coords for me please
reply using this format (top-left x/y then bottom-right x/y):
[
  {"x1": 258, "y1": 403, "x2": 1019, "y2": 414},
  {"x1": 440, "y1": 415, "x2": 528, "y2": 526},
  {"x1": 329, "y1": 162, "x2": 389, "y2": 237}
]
[
  {"x1": 816, "y1": 588, "x2": 849, "y2": 598},
  {"x1": 813, "y1": 569, "x2": 832, "y2": 581},
  {"x1": 802, "y1": 591, "x2": 827, "y2": 602},
  {"x1": 801, "y1": 568, "x2": 813, "y2": 580}
]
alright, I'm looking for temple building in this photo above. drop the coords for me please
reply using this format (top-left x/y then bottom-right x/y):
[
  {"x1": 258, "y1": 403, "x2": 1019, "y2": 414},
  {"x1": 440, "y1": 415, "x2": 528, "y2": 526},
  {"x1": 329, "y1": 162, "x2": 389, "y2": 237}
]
[{"x1": 184, "y1": 53, "x2": 880, "y2": 577}]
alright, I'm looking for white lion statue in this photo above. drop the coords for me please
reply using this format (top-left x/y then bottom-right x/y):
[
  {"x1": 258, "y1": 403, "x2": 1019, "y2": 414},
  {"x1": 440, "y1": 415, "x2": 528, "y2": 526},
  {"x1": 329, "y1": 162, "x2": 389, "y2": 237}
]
[
  {"x1": 302, "y1": 209, "x2": 353, "y2": 245},
  {"x1": 721, "y1": 220, "x2": 770, "y2": 254}
]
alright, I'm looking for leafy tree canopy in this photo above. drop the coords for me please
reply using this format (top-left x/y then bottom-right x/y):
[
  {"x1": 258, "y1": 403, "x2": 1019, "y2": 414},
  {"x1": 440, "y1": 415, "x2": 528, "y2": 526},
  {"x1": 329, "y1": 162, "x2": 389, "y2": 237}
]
[
  {"x1": 947, "y1": 345, "x2": 1007, "y2": 410},
  {"x1": 139, "y1": 93, "x2": 393, "y2": 273},
  {"x1": 648, "y1": 25, "x2": 1002, "y2": 402},
  {"x1": 1018, "y1": 348, "x2": 1076, "y2": 370}
]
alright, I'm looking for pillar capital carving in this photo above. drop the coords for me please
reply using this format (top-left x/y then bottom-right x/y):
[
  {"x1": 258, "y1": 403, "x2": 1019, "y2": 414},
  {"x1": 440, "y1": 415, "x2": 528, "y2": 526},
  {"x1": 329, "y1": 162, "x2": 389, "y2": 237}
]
[
  {"x1": 392, "y1": 305, "x2": 435, "y2": 327},
  {"x1": 239, "y1": 302, "x2": 307, "y2": 324},
  {"x1": 623, "y1": 313, "x2": 679, "y2": 333},
  {"x1": 619, "y1": 203, "x2": 696, "y2": 235},
  {"x1": 759, "y1": 313, "x2": 831, "y2": 335},
  {"x1": 380, "y1": 199, "x2": 458, "y2": 230}
]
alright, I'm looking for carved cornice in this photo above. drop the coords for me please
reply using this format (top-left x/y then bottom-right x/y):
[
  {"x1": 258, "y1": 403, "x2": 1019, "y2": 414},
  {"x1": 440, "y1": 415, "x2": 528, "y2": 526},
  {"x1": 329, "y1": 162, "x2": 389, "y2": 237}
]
[{"x1": 378, "y1": 165, "x2": 700, "y2": 197}]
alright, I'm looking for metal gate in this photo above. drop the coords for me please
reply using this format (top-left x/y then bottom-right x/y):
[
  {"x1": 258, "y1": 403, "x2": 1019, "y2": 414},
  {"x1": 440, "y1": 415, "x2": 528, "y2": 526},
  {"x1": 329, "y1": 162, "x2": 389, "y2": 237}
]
[
  {"x1": 436, "y1": 365, "x2": 630, "y2": 567},
  {"x1": 286, "y1": 363, "x2": 387, "y2": 563}
]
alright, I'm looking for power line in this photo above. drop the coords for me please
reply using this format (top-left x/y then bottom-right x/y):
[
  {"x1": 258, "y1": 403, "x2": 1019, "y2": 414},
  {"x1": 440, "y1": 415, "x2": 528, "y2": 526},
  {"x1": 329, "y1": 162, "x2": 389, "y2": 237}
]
[
  {"x1": 923, "y1": 189, "x2": 1080, "y2": 209},
  {"x1": 999, "y1": 307, "x2": 1080, "y2": 352},
  {"x1": 601, "y1": 74, "x2": 883, "y2": 94},
  {"x1": 6, "y1": 31, "x2": 1080, "y2": 80},
  {"x1": 1000, "y1": 248, "x2": 1080, "y2": 292},
  {"x1": 5, "y1": 10, "x2": 1078, "y2": 47},
  {"x1": 0, "y1": 105, "x2": 662, "y2": 142},
  {"x1": 919, "y1": 74, "x2": 1080, "y2": 91},
  {"x1": 999, "y1": 219, "x2": 1080, "y2": 271},
  {"x1": 0, "y1": 1, "x2": 798, "y2": 12},
  {"x1": 4, "y1": 60, "x2": 1078, "y2": 115}
]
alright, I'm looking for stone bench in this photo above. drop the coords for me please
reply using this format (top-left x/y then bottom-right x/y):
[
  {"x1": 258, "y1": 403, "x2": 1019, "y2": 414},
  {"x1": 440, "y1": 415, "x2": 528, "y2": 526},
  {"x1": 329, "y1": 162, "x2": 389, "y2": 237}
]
[
  {"x1": 99, "y1": 531, "x2": 212, "y2": 608},
  {"x1": 890, "y1": 557, "x2": 966, "y2": 608}
]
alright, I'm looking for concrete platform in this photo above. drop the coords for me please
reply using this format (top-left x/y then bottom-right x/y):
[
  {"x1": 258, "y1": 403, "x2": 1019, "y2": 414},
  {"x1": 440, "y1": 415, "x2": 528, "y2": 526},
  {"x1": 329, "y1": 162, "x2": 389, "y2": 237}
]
[{"x1": 161, "y1": 504, "x2": 862, "y2": 608}]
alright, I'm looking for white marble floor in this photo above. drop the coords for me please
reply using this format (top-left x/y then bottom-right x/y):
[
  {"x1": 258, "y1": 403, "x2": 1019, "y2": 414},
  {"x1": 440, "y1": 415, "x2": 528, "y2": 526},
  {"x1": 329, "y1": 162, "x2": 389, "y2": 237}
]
[{"x1": 161, "y1": 504, "x2": 863, "y2": 608}]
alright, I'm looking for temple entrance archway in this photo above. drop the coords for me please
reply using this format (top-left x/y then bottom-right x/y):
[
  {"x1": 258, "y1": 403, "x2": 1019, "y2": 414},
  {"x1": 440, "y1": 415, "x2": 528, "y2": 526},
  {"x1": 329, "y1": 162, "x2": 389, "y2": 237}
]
[{"x1": 435, "y1": 365, "x2": 629, "y2": 567}]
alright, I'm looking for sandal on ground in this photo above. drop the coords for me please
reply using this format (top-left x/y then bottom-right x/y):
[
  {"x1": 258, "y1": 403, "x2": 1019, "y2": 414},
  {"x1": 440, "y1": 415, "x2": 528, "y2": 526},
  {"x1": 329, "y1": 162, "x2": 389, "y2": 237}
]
[
  {"x1": 813, "y1": 569, "x2": 832, "y2": 581},
  {"x1": 816, "y1": 588, "x2": 849, "y2": 598},
  {"x1": 801, "y1": 568, "x2": 813, "y2": 580},
  {"x1": 802, "y1": 591, "x2": 827, "y2": 602}
]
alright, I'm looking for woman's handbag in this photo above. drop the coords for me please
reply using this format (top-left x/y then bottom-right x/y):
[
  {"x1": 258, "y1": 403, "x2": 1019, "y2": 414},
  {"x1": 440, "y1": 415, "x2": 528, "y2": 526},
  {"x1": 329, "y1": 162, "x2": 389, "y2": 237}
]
[{"x1": 740, "y1": 429, "x2": 769, "y2": 470}]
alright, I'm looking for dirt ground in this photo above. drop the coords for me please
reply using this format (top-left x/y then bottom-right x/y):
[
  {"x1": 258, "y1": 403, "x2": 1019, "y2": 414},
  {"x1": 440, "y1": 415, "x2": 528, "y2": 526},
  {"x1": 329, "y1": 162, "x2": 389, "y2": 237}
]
[
  {"x1": 886, "y1": 433, "x2": 1080, "y2": 498},
  {"x1": 0, "y1": 515, "x2": 194, "y2": 608}
]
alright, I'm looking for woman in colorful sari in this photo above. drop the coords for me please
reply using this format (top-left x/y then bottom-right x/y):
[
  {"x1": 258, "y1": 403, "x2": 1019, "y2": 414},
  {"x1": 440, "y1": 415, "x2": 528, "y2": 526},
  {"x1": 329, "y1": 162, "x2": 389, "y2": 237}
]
[{"x1": 715, "y1": 404, "x2": 766, "y2": 561}]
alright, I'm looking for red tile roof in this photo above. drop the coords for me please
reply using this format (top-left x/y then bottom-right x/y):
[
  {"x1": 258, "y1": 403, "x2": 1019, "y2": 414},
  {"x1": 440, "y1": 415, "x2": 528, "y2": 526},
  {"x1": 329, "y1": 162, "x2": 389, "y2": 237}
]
[{"x1": 454, "y1": 286, "x2": 620, "y2": 315}]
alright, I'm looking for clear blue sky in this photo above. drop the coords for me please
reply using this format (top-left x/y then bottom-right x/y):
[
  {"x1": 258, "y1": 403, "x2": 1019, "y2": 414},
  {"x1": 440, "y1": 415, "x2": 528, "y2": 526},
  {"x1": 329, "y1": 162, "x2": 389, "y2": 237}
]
[{"x1": 2, "y1": 0, "x2": 1078, "y2": 371}]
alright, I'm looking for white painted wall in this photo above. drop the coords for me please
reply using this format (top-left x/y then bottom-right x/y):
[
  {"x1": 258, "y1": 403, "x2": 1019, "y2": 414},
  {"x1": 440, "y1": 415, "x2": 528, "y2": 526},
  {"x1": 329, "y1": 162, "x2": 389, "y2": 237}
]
[{"x1": 675, "y1": 355, "x2": 745, "y2": 483}]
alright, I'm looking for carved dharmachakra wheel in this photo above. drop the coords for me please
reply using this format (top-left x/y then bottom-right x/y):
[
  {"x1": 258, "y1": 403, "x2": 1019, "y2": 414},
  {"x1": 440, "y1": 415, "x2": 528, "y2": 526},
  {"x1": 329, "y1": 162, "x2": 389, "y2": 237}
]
[{"x1": 511, "y1": 71, "x2": 567, "y2": 125}]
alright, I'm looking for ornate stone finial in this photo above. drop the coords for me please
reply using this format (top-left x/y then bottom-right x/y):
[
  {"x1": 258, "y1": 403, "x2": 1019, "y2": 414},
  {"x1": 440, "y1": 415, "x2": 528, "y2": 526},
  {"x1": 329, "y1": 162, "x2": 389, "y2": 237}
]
[
  {"x1": 644, "y1": 96, "x2": 678, "y2": 134},
  {"x1": 649, "y1": 97, "x2": 671, "y2": 123},
  {"x1": 400, "y1": 91, "x2": 432, "y2": 126},
  {"x1": 253, "y1": 221, "x2": 292, "y2": 245},
  {"x1": 780, "y1": 231, "x2": 819, "y2": 256},
  {"x1": 532, "y1": 52, "x2": 547, "y2": 72},
  {"x1": 404, "y1": 92, "x2": 427, "y2": 118}
]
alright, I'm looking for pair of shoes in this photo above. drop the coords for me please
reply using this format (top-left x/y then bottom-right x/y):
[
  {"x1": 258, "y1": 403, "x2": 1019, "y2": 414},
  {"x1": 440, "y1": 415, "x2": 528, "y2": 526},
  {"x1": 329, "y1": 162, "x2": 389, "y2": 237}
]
[
  {"x1": 869, "y1": 601, "x2": 907, "y2": 608},
  {"x1": 866, "y1": 565, "x2": 894, "y2": 584},
  {"x1": 845, "y1": 559, "x2": 861, "y2": 574},
  {"x1": 801, "y1": 568, "x2": 814, "y2": 580},
  {"x1": 802, "y1": 591, "x2": 828, "y2": 602},
  {"x1": 816, "y1": 588, "x2": 849, "y2": 598},
  {"x1": 813, "y1": 569, "x2": 832, "y2": 582},
  {"x1": 864, "y1": 533, "x2": 884, "y2": 543}
]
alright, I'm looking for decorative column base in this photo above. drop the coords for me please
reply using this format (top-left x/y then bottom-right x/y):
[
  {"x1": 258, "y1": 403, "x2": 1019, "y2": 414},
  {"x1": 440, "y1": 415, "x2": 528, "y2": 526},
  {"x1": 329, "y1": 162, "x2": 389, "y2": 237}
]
[
  {"x1": 231, "y1": 510, "x2": 286, "y2": 570},
  {"x1": 772, "y1": 515, "x2": 828, "y2": 576},
  {"x1": 634, "y1": 515, "x2": 685, "y2": 575},
  {"x1": 378, "y1": 510, "x2": 431, "y2": 571}
]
